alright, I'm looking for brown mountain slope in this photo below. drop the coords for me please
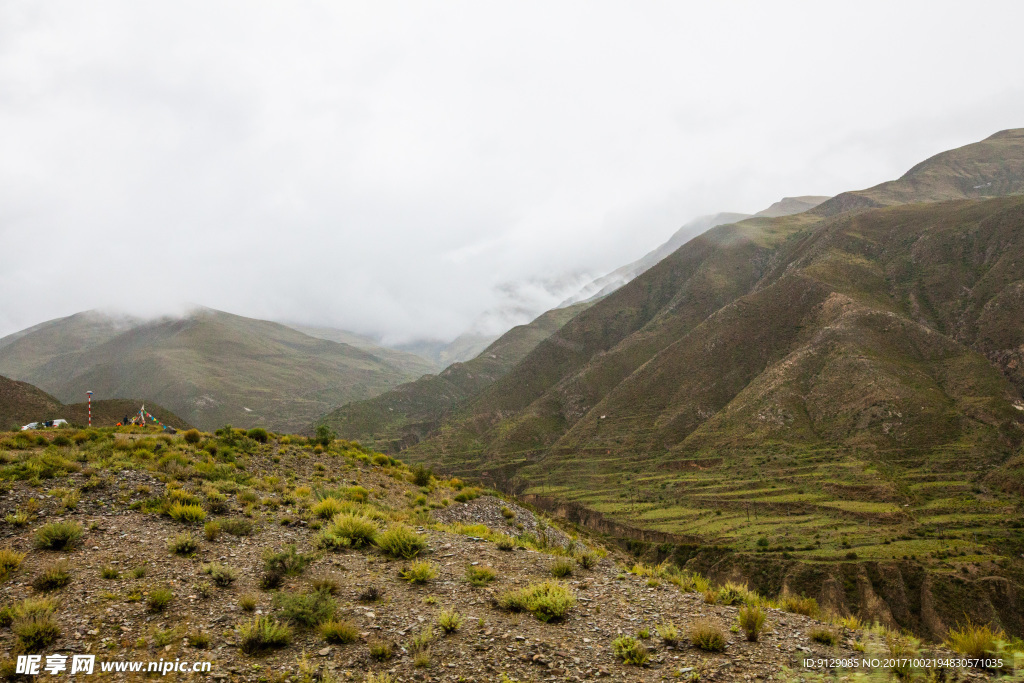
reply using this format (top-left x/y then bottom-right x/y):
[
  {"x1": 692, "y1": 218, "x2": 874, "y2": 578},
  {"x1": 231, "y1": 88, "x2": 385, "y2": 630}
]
[
  {"x1": 0, "y1": 375, "x2": 63, "y2": 430},
  {"x1": 0, "y1": 374, "x2": 191, "y2": 430},
  {"x1": 316, "y1": 302, "x2": 589, "y2": 450},
  {"x1": 63, "y1": 399, "x2": 192, "y2": 430},
  {"x1": 396, "y1": 133, "x2": 1024, "y2": 593}
]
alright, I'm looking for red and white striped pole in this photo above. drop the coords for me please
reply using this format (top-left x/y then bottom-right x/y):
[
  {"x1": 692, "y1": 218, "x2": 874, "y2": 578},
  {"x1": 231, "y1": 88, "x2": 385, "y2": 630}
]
[{"x1": 87, "y1": 391, "x2": 93, "y2": 427}]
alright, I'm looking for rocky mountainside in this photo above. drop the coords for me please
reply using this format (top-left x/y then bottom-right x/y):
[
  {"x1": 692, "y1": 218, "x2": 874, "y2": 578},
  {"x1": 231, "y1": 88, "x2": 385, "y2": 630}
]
[
  {"x1": 317, "y1": 303, "x2": 590, "y2": 451},
  {"x1": 385, "y1": 130, "x2": 1024, "y2": 635},
  {"x1": 1, "y1": 429, "x2": 1013, "y2": 681}
]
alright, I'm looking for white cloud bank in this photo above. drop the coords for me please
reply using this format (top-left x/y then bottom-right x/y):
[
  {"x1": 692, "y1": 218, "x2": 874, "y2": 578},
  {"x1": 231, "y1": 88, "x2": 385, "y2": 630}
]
[{"x1": 1, "y1": 0, "x2": 1022, "y2": 342}]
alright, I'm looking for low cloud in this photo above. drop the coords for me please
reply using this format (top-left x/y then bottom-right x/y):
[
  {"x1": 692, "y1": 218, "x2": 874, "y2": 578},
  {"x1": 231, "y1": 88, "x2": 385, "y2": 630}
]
[{"x1": 2, "y1": 1, "x2": 1022, "y2": 343}]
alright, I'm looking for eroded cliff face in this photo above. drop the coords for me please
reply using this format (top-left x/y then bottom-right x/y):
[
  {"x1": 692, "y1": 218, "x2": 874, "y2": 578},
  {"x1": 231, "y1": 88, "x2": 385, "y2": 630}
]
[{"x1": 524, "y1": 494, "x2": 1024, "y2": 640}]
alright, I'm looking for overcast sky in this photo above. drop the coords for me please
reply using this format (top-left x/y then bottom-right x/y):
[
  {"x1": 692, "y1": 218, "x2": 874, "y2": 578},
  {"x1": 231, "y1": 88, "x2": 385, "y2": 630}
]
[{"x1": 2, "y1": 1, "x2": 1022, "y2": 344}]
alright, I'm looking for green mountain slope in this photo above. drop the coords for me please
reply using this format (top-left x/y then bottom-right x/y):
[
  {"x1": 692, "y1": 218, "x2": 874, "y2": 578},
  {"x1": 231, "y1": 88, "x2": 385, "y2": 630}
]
[
  {"x1": 316, "y1": 302, "x2": 590, "y2": 450},
  {"x1": 0, "y1": 308, "x2": 422, "y2": 432},
  {"x1": 814, "y1": 128, "x2": 1024, "y2": 216},
  {"x1": 400, "y1": 130, "x2": 1024, "y2": 569}
]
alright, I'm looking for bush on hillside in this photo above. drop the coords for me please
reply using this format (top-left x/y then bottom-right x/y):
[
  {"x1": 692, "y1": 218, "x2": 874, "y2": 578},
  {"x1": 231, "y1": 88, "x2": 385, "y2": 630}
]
[{"x1": 246, "y1": 428, "x2": 269, "y2": 443}]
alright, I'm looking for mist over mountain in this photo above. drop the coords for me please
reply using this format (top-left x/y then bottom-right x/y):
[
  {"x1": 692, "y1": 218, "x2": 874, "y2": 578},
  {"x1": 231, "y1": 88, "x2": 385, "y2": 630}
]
[{"x1": 399, "y1": 128, "x2": 1024, "y2": 518}]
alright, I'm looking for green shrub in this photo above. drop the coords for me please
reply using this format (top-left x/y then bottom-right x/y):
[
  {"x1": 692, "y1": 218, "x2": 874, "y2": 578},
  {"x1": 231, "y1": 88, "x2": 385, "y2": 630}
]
[
  {"x1": 259, "y1": 571, "x2": 284, "y2": 590},
  {"x1": 130, "y1": 565, "x2": 147, "y2": 579},
  {"x1": 13, "y1": 615, "x2": 61, "y2": 652},
  {"x1": 168, "y1": 502, "x2": 206, "y2": 524},
  {"x1": 310, "y1": 576, "x2": 341, "y2": 595},
  {"x1": 500, "y1": 505, "x2": 515, "y2": 520},
  {"x1": 408, "y1": 625, "x2": 433, "y2": 653},
  {"x1": 239, "y1": 594, "x2": 258, "y2": 612},
  {"x1": 437, "y1": 609, "x2": 463, "y2": 634},
  {"x1": 4, "y1": 511, "x2": 29, "y2": 527},
  {"x1": 690, "y1": 620, "x2": 726, "y2": 652},
  {"x1": 810, "y1": 628, "x2": 838, "y2": 646},
  {"x1": 312, "y1": 425, "x2": 335, "y2": 448},
  {"x1": 274, "y1": 589, "x2": 336, "y2": 627},
  {"x1": 204, "y1": 521, "x2": 220, "y2": 541},
  {"x1": 237, "y1": 489, "x2": 259, "y2": 504},
  {"x1": 738, "y1": 604, "x2": 766, "y2": 642},
  {"x1": 312, "y1": 497, "x2": 345, "y2": 519},
  {"x1": 238, "y1": 617, "x2": 292, "y2": 654},
  {"x1": 656, "y1": 621, "x2": 679, "y2": 645},
  {"x1": 35, "y1": 521, "x2": 84, "y2": 550},
  {"x1": 368, "y1": 639, "x2": 393, "y2": 661},
  {"x1": 263, "y1": 545, "x2": 311, "y2": 577},
  {"x1": 715, "y1": 581, "x2": 752, "y2": 606},
  {"x1": 0, "y1": 547, "x2": 26, "y2": 579},
  {"x1": 183, "y1": 429, "x2": 202, "y2": 444},
  {"x1": 147, "y1": 588, "x2": 173, "y2": 612},
  {"x1": 399, "y1": 561, "x2": 438, "y2": 585},
  {"x1": 343, "y1": 485, "x2": 369, "y2": 503},
  {"x1": 358, "y1": 585, "x2": 384, "y2": 602},
  {"x1": 188, "y1": 631, "x2": 212, "y2": 649},
  {"x1": 168, "y1": 532, "x2": 200, "y2": 556},
  {"x1": 612, "y1": 635, "x2": 650, "y2": 666},
  {"x1": 495, "y1": 535, "x2": 515, "y2": 551},
  {"x1": 200, "y1": 562, "x2": 238, "y2": 587},
  {"x1": 497, "y1": 581, "x2": 575, "y2": 623},
  {"x1": 319, "y1": 512, "x2": 378, "y2": 550},
  {"x1": 411, "y1": 465, "x2": 432, "y2": 487},
  {"x1": 575, "y1": 551, "x2": 599, "y2": 569},
  {"x1": 550, "y1": 558, "x2": 574, "y2": 578},
  {"x1": 220, "y1": 517, "x2": 254, "y2": 536},
  {"x1": 320, "y1": 618, "x2": 359, "y2": 644},
  {"x1": 465, "y1": 565, "x2": 496, "y2": 587},
  {"x1": 32, "y1": 561, "x2": 72, "y2": 591},
  {"x1": 0, "y1": 597, "x2": 56, "y2": 626},
  {"x1": 453, "y1": 487, "x2": 481, "y2": 503},
  {"x1": 375, "y1": 524, "x2": 427, "y2": 559},
  {"x1": 945, "y1": 619, "x2": 1002, "y2": 659},
  {"x1": 100, "y1": 565, "x2": 119, "y2": 580},
  {"x1": 205, "y1": 492, "x2": 228, "y2": 514},
  {"x1": 246, "y1": 428, "x2": 269, "y2": 443},
  {"x1": 782, "y1": 593, "x2": 819, "y2": 617}
]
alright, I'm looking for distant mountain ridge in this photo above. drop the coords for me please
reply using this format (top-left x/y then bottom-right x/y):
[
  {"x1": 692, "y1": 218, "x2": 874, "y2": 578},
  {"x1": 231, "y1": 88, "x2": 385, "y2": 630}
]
[
  {"x1": 285, "y1": 325, "x2": 439, "y2": 377},
  {"x1": 813, "y1": 128, "x2": 1024, "y2": 216},
  {"x1": 0, "y1": 308, "x2": 425, "y2": 432},
  {"x1": 559, "y1": 196, "x2": 829, "y2": 308}
]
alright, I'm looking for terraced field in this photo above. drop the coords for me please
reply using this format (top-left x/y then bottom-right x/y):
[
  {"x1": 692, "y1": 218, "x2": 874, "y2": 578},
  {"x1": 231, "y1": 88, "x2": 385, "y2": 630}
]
[{"x1": 522, "y1": 442, "x2": 1023, "y2": 568}]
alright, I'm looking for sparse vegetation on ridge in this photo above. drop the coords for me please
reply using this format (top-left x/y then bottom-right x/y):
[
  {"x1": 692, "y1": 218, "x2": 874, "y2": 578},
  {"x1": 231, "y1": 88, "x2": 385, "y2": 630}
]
[{"x1": 0, "y1": 422, "x2": 1018, "y2": 680}]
